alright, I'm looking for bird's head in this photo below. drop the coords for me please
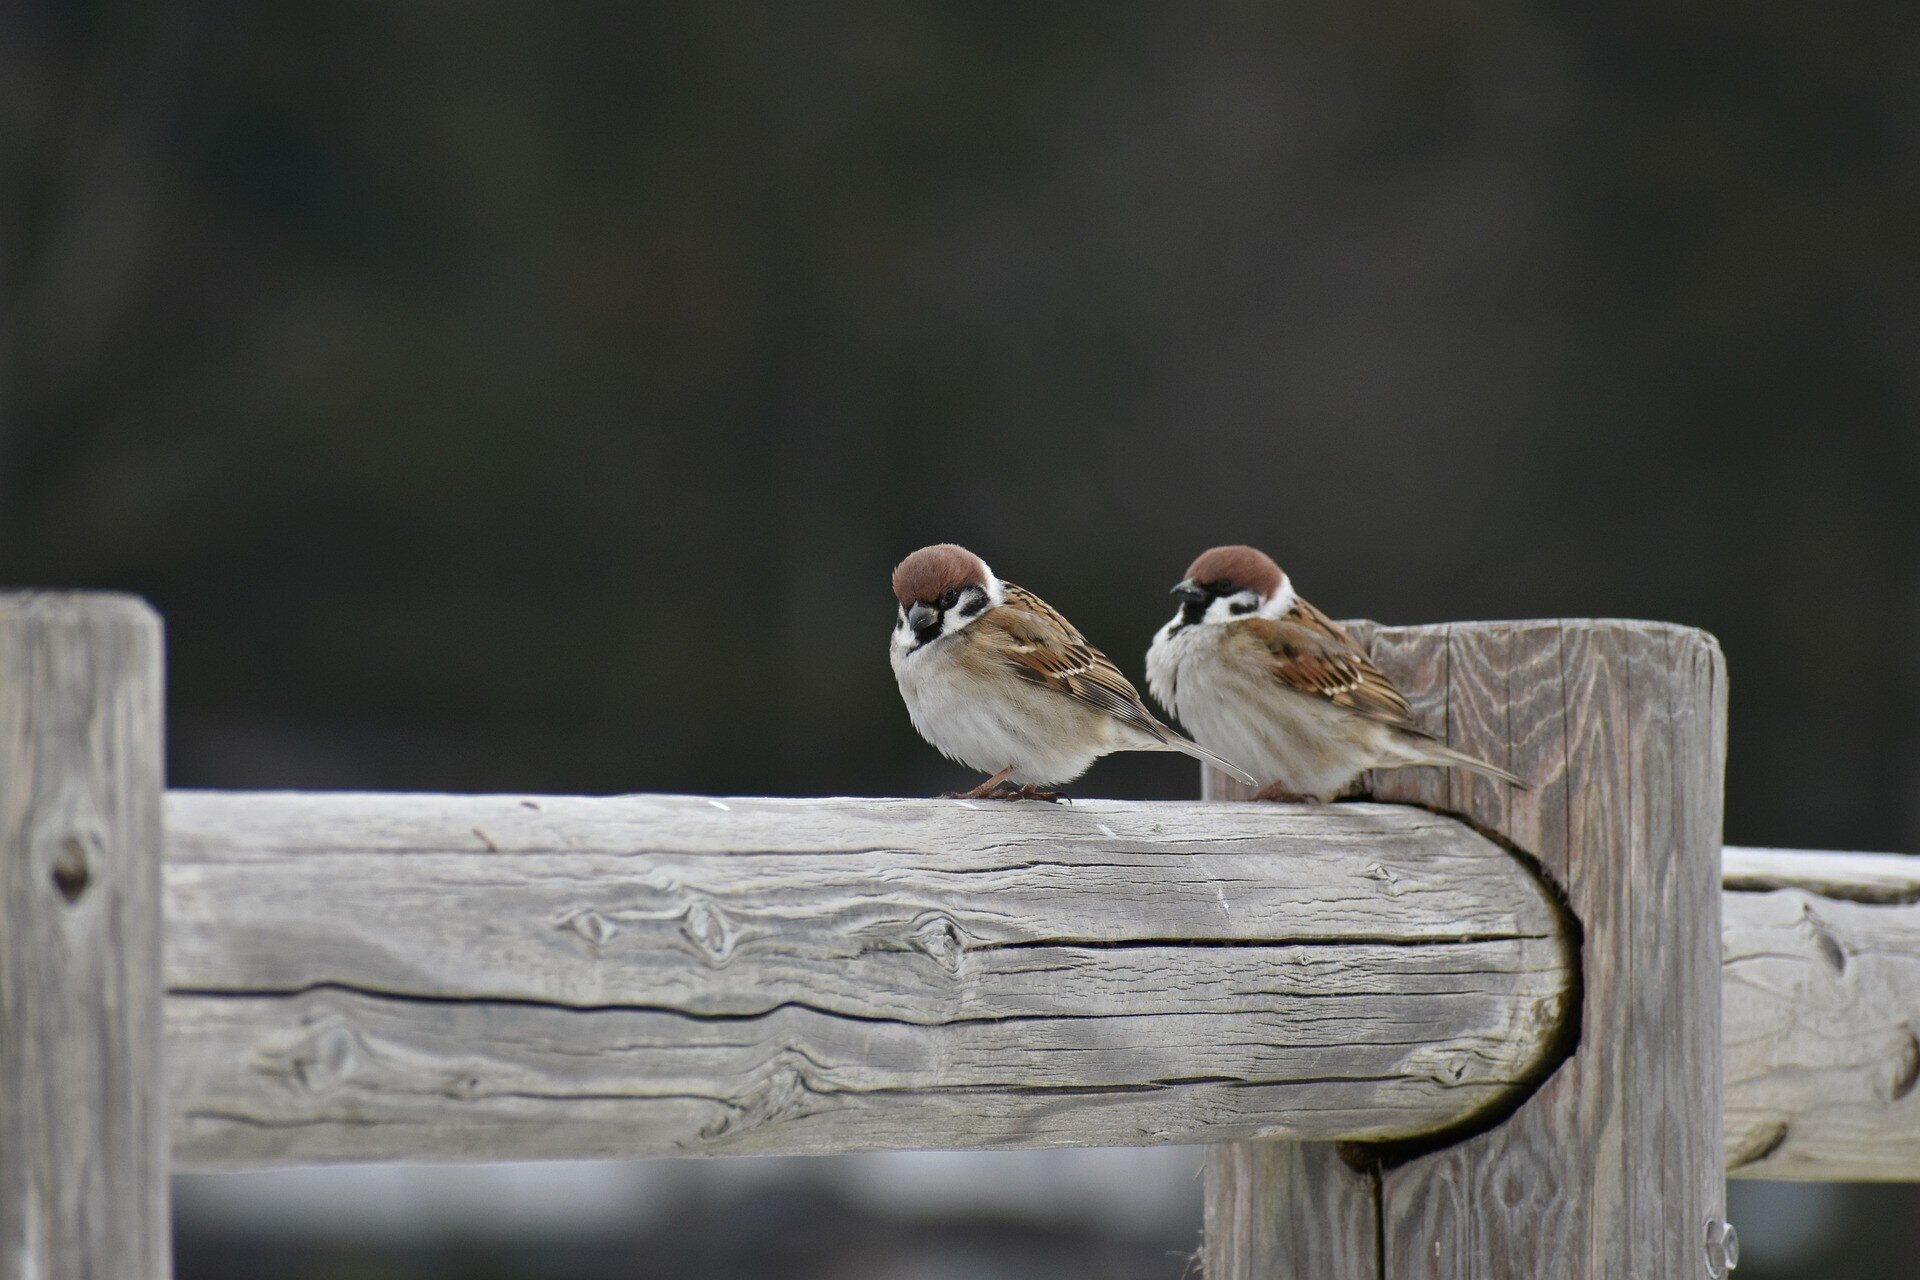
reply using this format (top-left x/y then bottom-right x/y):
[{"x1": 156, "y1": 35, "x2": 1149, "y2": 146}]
[
  {"x1": 892, "y1": 543, "x2": 1002, "y2": 651},
  {"x1": 1168, "y1": 544, "x2": 1294, "y2": 629}
]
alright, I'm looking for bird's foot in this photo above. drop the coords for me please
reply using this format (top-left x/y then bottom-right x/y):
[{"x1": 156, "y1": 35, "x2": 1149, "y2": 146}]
[
  {"x1": 1253, "y1": 782, "x2": 1320, "y2": 804},
  {"x1": 943, "y1": 768, "x2": 1021, "y2": 800},
  {"x1": 939, "y1": 770, "x2": 1066, "y2": 803}
]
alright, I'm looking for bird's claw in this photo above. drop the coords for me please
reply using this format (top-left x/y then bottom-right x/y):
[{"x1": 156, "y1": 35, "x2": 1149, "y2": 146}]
[
  {"x1": 945, "y1": 776, "x2": 1020, "y2": 800},
  {"x1": 939, "y1": 784, "x2": 1067, "y2": 803}
]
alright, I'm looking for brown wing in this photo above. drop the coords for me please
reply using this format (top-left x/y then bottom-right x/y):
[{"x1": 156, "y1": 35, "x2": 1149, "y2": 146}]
[
  {"x1": 979, "y1": 583, "x2": 1174, "y2": 742},
  {"x1": 1231, "y1": 599, "x2": 1427, "y2": 733}
]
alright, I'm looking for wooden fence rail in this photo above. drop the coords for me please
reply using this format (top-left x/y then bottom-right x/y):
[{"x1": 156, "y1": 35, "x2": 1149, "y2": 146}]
[
  {"x1": 8, "y1": 595, "x2": 1920, "y2": 1280},
  {"x1": 157, "y1": 794, "x2": 1920, "y2": 1182},
  {"x1": 163, "y1": 792, "x2": 1575, "y2": 1168},
  {"x1": 1724, "y1": 847, "x2": 1920, "y2": 1181}
]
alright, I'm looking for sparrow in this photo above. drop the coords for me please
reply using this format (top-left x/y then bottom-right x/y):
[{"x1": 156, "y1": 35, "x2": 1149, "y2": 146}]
[
  {"x1": 890, "y1": 544, "x2": 1257, "y2": 800},
  {"x1": 1145, "y1": 544, "x2": 1527, "y2": 803}
]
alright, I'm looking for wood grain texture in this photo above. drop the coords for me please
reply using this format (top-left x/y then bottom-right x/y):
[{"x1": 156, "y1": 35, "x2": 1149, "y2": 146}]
[
  {"x1": 1678, "y1": 628, "x2": 1732, "y2": 1258},
  {"x1": 160, "y1": 793, "x2": 1573, "y2": 1170},
  {"x1": 1203, "y1": 1141, "x2": 1377, "y2": 1280},
  {"x1": 1724, "y1": 847, "x2": 1920, "y2": 1180},
  {"x1": 1202, "y1": 620, "x2": 1726, "y2": 1280},
  {"x1": 0, "y1": 594, "x2": 169, "y2": 1280}
]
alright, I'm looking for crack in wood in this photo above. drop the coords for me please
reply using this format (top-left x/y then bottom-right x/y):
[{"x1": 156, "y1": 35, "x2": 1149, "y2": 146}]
[
  {"x1": 1724, "y1": 877, "x2": 1920, "y2": 907},
  {"x1": 174, "y1": 979, "x2": 1518, "y2": 1032},
  {"x1": 971, "y1": 933, "x2": 1551, "y2": 952}
]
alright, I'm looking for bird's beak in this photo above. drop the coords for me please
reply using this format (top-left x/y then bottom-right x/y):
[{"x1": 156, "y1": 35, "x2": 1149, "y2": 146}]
[
  {"x1": 907, "y1": 602, "x2": 938, "y2": 632},
  {"x1": 1170, "y1": 580, "x2": 1208, "y2": 606}
]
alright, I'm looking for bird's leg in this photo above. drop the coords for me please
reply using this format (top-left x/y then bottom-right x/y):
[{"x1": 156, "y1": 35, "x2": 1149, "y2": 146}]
[
  {"x1": 1253, "y1": 781, "x2": 1320, "y2": 803},
  {"x1": 1006, "y1": 785, "x2": 1066, "y2": 804},
  {"x1": 943, "y1": 766, "x2": 1018, "y2": 800}
]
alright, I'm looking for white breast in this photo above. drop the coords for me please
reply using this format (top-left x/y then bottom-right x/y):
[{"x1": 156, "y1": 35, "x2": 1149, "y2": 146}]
[
  {"x1": 1147, "y1": 619, "x2": 1380, "y2": 799},
  {"x1": 891, "y1": 631, "x2": 1113, "y2": 787}
]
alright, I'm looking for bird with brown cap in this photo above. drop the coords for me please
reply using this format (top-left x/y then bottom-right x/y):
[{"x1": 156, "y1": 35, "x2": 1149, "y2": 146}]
[{"x1": 889, "y1": 543, "x2": 1256, "y2": 800}]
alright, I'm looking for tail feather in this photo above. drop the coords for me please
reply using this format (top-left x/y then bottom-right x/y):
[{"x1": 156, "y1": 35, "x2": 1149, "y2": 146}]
[
  {"x1": 1430, "y1": 744, "x2": 1531, "y2": 790},
  {"x1": 1160, "y1": 733, "x2": 1259, "y2": 787}
]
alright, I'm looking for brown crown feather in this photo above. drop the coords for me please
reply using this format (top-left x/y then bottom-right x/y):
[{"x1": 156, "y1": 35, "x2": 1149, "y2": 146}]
[
  {"x1": 893, "y1": 544, "x2": 991, "y2": 606},
  {"x1": 1183, "y1": 545, "x2": 1285, "y2": 599}
]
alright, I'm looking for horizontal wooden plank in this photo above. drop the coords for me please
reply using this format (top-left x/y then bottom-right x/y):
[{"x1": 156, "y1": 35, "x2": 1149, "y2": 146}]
[
  {"x1": 1724, "y1": 845, "x2": 1920, "y2": 1180},
  {"x1": 1724, "y1": 846, "x2": 1920, "y2": 904},
  {"x1": 162, "y1": 792, "x2": 1575, "y2": 1170}
]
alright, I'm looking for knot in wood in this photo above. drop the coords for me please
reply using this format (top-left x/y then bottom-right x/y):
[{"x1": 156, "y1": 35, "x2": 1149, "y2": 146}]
[
  {"x1": 909, "y1": 912, "x2": 966, "y2": 973},
  {"x1": 29, "y1": 789, "x2": 107, "y2": 900},
  {"x1": 444, "y1": 1073, "x2": 486, "y2": 1101},
  {"x1": 1361, "y1": 861, "x2": 1403, "y2": 894},
  {"x1": 1888, "y1": 1025, "x2": 1920, "y2": 1102},
  {"x1": 51, "y1": 834, "x2": 94, "y2": 903},
  {"x1": 679, "y1": 898, "x2": 740, "y2": 964},
  {"x1": 255, "y1": 1022, "x2": 357, "y2": 1094},
  {"x1": 1798, "y1": 903, "x2": 1848, "y2": 975},
  {"x1": 1726, "y1": 1120, "x2": 1790, "y2": 1172},
  {"x1": 558, "y1": 908, "x2": 620, "y2": 948},
  {"x1": 701, "y1": 1055, "x2": 830, "y2": 1142},
  {"x1": 1528, "y1": 991, "x2": 1570, "y2": 1032}
]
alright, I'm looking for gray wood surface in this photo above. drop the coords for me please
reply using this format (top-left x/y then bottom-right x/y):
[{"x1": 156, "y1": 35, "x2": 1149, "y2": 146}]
[
  {"x1": 1202, "y1": 619, "x2": 1728, "y2": 1280},
  {"x1": 1203, "y1": 1141, "x2": 1375, "y2": 1276},
  {"x1": 1724, "y1": 846, "x2": 1920, "y2": 1180},
  {"x1": 0, "y1": 595, "x2": 169, "y2": 1280},
  {"x1": 161, "y1": 792, "x2": 1573, "y2": 1169}
]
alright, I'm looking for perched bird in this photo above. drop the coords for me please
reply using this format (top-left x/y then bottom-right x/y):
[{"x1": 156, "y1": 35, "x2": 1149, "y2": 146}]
[
  {"x1": 1146, "y1": 545, "x2": 1527, "y2": 802},
  {"x1": 890, "y1": 544, "x2": 1256, "y2": 800}
]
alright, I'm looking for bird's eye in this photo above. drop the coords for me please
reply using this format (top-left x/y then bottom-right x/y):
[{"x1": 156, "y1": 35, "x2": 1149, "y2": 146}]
[
  {"x1": 939, "y1": 589, "x2": 960, "y2": 609},
  {"x1": 1211, "y1": 579, "x2": 1237, "y2": 595}
]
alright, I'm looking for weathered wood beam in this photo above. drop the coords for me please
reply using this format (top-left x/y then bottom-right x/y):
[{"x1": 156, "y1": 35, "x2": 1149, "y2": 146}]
[
  {"x1": 1724, "y1": 845, "x2": 1920, "y2": 1180},
  {"x1": 161, "y1": 792, "x2": 1575, "y2": 1170},
  {"x1": 1, "y1": 595, "x2": 169, "y2": 1279}
]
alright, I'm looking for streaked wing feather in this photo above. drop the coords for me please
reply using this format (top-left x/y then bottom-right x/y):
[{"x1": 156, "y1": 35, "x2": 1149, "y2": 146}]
[
  {"x1": 986, "y1": 584, "x2": 1172, "y2": 741},
  {"x1": 1236, "y1": 601, "x2": 1426, "y2": 733}
]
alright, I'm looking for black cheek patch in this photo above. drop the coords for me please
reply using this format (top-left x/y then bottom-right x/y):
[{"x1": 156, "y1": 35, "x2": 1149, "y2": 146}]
[
  {"x1": 1229, "y1": 599, "x2": 1258, "y2": 615},
  {"x1": 957, "y1": 591, "x2": 987, "y2": 618}
]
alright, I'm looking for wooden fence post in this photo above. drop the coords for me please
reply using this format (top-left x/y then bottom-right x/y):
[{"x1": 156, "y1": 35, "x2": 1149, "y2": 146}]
[
  {"x1": 1, "y1": 595, "x2": 169, "y2": 1280},
  {"x1": 1203, "y1": 619, "x2": 1729, "y2": 1280}
]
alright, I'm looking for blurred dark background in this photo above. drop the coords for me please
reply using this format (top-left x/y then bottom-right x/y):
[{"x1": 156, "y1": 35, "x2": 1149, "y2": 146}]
[{"x1": 5, "y1": 1, "x2": 1917, "y2": 1277}]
